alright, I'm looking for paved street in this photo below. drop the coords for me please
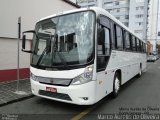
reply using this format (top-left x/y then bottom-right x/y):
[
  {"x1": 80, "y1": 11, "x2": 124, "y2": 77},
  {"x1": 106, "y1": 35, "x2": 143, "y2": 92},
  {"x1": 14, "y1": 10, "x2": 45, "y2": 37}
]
[{"x1": 0, "y1": 60, "x2": 160, "y2": 120}]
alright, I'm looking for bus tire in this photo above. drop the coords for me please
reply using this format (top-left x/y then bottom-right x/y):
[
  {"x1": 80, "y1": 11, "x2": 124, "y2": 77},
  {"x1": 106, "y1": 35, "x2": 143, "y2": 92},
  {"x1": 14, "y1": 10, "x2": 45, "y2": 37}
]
[
  {"x1": 138, "y1": 65, "x2": 142, "y2": 77},
  {"x1": 112, "y1": 72, "x2": 120, "y2": 98}
]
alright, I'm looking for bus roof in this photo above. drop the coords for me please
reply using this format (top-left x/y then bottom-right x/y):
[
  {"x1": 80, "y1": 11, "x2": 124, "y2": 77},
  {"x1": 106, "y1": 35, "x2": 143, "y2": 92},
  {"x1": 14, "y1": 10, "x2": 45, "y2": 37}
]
[{"x1": 39, "y1": 7, "x2": 145, "y2": 43}]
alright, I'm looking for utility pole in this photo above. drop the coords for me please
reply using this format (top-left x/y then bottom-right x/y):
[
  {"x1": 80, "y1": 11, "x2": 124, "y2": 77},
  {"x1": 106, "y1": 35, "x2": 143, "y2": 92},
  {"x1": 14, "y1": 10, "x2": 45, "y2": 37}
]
[
  {"x1": 14, "y1": 17, "x2": 27, "y2": 95},
  {"x1": 16, "y1": 17, "x2": 21, "y2": 92}
]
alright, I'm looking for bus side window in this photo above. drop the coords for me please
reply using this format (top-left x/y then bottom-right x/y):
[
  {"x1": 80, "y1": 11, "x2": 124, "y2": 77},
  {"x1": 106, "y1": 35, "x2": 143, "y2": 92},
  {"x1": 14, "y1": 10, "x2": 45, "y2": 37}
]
[
  {"x1": 139, "y1": 40, "x2": 142, "y2": 52},
  {"x1": 115, "y1": 25, "x2": 123, "y2": 50},
  {"x1": 132, "y1": 36, "x2": 136, "y2": 51},
  {"x1": 135, "y1": 38, "x2": 137, "y2": 51},
  {"x1": 144, "y1": 43, "x2": 146, "y2": 53},
  {"x1": 142, "y1": 43, "x2": 145, "y2": 53},
  {"x1": 137, "y1": 39, "x2": 140, "y2": 52},
  {"x1": 104, "y1": 27, "x2": 110, "y2": 55},
  {"x1": 97, "y1": 26, "x2": 111, "y2": 71},
  {"x1": 111, "y1": 22, "x2": 115, "y2": 49},
  {"x1": 129, "y1": 34, "x2": 133, "y2": 51},
  {"x1": 141, "y1": 43, "x2": 143, "y2": 53},
  {"x1": 124, "y1": 31, "x2": 131, "y2": 51}
]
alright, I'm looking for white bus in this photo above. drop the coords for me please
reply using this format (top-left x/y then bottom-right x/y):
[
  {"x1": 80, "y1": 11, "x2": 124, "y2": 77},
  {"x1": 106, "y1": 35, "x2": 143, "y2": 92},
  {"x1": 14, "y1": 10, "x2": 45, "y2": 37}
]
[{"x1": 22, "y1": 7, "x2": 147, "y2": 105}]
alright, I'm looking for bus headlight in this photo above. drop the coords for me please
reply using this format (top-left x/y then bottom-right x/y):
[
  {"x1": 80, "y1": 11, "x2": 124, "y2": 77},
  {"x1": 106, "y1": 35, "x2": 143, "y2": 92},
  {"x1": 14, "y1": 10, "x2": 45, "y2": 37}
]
[
  {"x1": 71, "y1": 65, "x2": 93, "y2": 85},
  {"x1": 30, "y1": 73, "x2": 38, "y2": 81}
]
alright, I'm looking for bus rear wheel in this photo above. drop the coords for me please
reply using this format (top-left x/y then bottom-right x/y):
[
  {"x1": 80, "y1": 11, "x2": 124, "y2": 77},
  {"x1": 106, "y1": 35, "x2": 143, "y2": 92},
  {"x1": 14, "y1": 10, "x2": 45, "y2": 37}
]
[
  {"x1": 112, "y1": 72, "x2": 120, "y2": 98},
  {"x1": 138, "y1": 65, "x2": 142, "y2": 77}
]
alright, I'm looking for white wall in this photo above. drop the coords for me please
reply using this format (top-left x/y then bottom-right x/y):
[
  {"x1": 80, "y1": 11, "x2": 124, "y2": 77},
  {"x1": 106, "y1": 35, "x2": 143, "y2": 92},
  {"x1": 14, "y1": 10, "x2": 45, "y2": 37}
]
[
  {"x1": 0, "y1": 38, "x2": 30, "y2": 70},
  {"x1": 0, "y1": 0, "x2": 77, "y2": 70},
  {"x1": 0, "y1": 0, "x2": 77, "y2": 38}
]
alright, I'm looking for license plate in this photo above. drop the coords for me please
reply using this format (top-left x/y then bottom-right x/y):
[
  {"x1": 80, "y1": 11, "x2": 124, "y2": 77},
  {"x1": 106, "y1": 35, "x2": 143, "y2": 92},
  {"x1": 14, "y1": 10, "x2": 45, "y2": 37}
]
[{"x1": 46, "y1": 87, "x2": 57, "y2": 93}]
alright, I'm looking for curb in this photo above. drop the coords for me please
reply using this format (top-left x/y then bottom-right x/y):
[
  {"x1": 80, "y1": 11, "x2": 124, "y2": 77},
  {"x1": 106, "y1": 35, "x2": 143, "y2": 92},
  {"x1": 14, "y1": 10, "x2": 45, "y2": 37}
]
[{"x1": 0, "y1": 94, "x2": 34, "y2": 107}]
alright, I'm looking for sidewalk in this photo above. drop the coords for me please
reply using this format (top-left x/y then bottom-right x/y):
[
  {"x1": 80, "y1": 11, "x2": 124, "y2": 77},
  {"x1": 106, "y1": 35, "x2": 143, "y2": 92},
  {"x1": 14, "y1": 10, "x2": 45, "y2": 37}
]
[{"x1": 0, "y1": 79, "x2": 33, "y2": 106}]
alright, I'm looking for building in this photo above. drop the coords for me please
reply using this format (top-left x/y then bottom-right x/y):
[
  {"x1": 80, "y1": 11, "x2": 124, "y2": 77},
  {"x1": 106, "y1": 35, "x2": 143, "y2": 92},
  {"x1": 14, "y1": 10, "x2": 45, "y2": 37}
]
[
  {"x1": 104, "y1": 0, "x2": 130, "y2": 28},
  {"x1": 158, "y1": 2, "x2": 160, "y2": 44},
  {"x1": 76, "y1": 0, "x2": 98, "y2": 7},
  {"x1": 0, "y1": 0, "x2": 79, "y2": 82},
  {"x1": 128, "y1": 0, "x2": 148, "y2": 39},
  {"x1": 147, "y1": 0, "x2": 159, "y2": 42},
  {"x1": 74, "y1": 0, "x2": 159, "y2": 41}
]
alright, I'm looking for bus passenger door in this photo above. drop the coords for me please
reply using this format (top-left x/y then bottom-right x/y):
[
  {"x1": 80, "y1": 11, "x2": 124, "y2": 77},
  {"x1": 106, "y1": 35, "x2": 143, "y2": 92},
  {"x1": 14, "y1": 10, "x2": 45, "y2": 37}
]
[{"x1": 96, "y1": 16, "x2": 112, "y2": 100}]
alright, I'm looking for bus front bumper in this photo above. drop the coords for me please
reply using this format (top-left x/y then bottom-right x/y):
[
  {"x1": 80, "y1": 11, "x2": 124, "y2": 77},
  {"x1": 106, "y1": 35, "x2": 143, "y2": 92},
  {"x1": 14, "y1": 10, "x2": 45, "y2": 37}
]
[{"x1": 30, "y1": 79, "x2": 97, "y2": 105}]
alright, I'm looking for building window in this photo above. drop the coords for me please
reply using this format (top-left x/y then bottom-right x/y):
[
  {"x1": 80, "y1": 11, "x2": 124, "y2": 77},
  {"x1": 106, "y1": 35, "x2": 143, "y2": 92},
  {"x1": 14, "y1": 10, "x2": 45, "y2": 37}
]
[
  {"x1": 104, "y1": 2, "x2": 113, "y2": 7},
  {"x1": 123, "y1": 22, "x2": 129, "y2": 26},
  {"x1": 119, "y1": 0, "x2": 128, "y2": 4},
  {"x1": 135, "y1": 30, "x2": 143, "y2": 33},
  {"x1": 77, "y1": 0, "x2": 96, "y2": 4},
  {"x1": 136, "y1": 0, "x2": 144, "y2": 3},
  {"x1": 125, "y1": 15, "x2": 129, "y2": 19},
  {"x1": 116, "y1": 17, "x2": 120, "y2": 20},
  {"x1": 135, "y1": 22, "x2": 143, "y2": 26},
  {"x1": 136, "y1": 6, "x2": 144, "y2": 10},
  {"x1": 120, "y1": 16, "x2": 125, "y2": 19},
  {"x1": 117, "y1": 9, "x2": 120, "y2": 12},
  {"x1": 135, "y1": 14, "x2": 144, "y2": 18},
  {"x1": 107, "y1": 9, "x2": 112, "y2": 12},
  {"x1": 115, "y1": 1, "x2": 119, "y2": 5}
]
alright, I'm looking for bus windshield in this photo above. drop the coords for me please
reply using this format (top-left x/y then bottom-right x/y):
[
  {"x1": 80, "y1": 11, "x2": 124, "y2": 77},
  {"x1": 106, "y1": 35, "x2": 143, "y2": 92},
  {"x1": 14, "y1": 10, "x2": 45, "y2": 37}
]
[{"x1": 31, "y1": 11, "x2": 95, "y2": 70}]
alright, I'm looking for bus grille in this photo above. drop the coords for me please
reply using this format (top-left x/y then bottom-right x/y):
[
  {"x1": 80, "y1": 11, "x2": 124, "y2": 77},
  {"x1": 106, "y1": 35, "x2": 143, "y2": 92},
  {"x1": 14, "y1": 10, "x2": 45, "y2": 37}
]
[
  {"x1": 37, "y1": 77, "x2": 71, "y2": 86},
  {"x1": 39, "y1": 90, "x2": 72, "y2": 101}
]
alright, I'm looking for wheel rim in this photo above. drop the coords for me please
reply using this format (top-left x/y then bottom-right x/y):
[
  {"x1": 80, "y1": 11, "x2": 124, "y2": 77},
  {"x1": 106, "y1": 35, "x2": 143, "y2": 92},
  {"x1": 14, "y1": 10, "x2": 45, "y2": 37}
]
[
  {"x1": 139, "y1": 67, "x2": 142, "y2": 76},
  {"x1": 115, "y1": 77, "x2": 120, "y2": 93}
]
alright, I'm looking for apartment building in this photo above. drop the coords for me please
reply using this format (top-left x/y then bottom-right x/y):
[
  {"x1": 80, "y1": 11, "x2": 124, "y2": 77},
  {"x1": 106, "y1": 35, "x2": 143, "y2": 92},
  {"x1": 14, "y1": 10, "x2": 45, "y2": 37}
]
[
  {"x1": 74, "y1": 0, "x2": 157, "y2": 40},
  {"x1": 147, "y1": 0, "x2": 159, "y2": 41},
  {"x1": 104, "y1": 0, "x2": 130, "y2": 27},
  {"x1": 129, "y1": 0, "x2": 148, "y2": 39}
]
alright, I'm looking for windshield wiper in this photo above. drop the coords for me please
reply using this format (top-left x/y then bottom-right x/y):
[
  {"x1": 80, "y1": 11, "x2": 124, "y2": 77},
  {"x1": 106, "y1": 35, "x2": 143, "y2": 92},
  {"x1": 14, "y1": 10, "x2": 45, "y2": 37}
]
[
  {"x1": 53, "y1": 45, "x2": 70, "y2": 70},
  {"x1": 36, "y1": 42, "x2": 51, "y2": 67},
  {"x1": 50, "y1": 17, "x2": 70, "y2": 70}
]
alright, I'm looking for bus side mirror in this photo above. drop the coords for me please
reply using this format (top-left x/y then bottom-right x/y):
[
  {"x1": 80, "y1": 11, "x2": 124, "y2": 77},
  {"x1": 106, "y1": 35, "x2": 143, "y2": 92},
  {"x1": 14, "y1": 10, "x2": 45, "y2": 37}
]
[
  {"x1": 22, "y1": 35, "x2": 26, "y2": 49},
  {"x1": 98, "y1": 28, "x2": 105, "y2": 45},
  {"x1": 21, "y1": 30, "x2": 35, "y2": 53}
]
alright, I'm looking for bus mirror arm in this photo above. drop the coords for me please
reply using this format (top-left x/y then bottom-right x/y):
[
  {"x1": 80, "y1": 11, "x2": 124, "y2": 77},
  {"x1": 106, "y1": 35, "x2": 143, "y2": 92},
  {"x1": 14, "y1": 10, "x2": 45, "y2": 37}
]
[{"x1": 21, "y1": 49, "x2": 32, "y2": 53}]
